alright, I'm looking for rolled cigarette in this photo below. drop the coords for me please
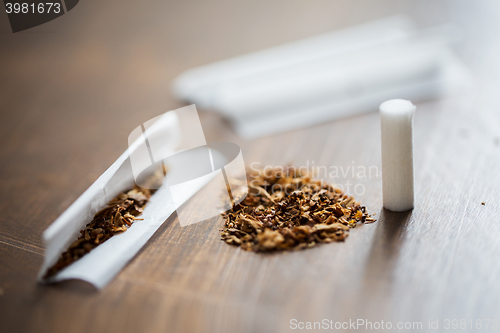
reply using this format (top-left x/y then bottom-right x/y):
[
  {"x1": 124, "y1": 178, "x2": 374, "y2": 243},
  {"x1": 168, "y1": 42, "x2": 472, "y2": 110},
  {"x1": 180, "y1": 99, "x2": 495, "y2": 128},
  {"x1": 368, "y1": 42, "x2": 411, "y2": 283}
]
[{"x1": 380, "y1": 99, "x2": 415, "y2": 212}]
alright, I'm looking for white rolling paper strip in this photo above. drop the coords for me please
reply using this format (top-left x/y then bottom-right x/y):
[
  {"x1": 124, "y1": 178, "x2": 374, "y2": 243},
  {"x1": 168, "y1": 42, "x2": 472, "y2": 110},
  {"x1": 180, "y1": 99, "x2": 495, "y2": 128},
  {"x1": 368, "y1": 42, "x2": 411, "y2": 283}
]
[
  {"x1": 380, "y1": 99, "x2": 415, "y2": 212},
  {"x1": 172, "y1": 15, "x2": 470, "y2": 140},
  {"x1": 233, "y1": 74, "x2": 438, "y2": 140},
  {"x1": 173, "y1": 15, "x2": 415, "y2": 108},
  {"x1": 37, "y1": 111, "x2": 215, "y2": 289},
  {"x1": 213, "y1": 27, "x2": 453, "y2": 118},
  {"x1": 230, "y1": 49, "x2": 467, "y2": 139}
]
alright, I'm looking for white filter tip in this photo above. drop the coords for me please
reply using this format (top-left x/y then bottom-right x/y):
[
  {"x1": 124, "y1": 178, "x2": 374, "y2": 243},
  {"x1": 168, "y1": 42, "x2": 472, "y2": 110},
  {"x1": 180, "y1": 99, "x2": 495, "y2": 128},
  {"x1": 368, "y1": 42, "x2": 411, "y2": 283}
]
[{"x1": 380, "y1": 99, "x2": 415, "y2": 212}]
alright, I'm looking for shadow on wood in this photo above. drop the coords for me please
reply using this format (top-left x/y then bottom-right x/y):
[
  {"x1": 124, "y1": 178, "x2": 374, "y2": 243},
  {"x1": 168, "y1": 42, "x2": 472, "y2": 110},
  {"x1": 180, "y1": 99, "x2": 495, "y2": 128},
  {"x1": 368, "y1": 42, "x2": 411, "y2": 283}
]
[{"x1": 356, "y1": 209, "x2": 413, "y2": 318}]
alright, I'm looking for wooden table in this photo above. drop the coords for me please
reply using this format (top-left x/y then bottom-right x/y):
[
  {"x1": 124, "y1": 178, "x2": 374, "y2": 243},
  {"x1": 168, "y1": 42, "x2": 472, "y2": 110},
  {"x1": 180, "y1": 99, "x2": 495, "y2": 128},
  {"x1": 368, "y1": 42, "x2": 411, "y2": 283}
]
[{"x1": 1, "y1": 1, "x2": 500, "y2": 332}]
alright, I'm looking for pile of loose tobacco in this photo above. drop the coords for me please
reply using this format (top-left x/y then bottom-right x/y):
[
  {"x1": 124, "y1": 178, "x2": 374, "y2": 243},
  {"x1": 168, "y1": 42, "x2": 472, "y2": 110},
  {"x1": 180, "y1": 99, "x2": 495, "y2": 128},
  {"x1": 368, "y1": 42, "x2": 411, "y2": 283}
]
[
  {"x1": 45, "y1": 185, "x2": 154, "y2": 278},
  {"x1": 221, "y1": 166, "x2": 375, "y2": 252}
]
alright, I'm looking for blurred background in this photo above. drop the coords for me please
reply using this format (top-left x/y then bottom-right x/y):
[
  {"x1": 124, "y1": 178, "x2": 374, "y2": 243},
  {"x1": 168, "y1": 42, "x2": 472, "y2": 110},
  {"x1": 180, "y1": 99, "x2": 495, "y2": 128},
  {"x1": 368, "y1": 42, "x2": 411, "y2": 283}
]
[
  {"x1": 1, "y1": 0, "x2": 498, "y2": 148},
  {"x1": 2, "y1": 0, "x2": 498, "y2": 194}
]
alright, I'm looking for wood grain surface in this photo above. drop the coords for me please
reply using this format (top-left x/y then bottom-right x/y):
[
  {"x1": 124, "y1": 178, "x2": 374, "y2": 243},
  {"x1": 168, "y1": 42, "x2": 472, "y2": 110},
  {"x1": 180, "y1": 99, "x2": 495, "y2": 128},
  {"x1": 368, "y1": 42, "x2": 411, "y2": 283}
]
[{"x1": 1, "y1": 1, "x2": 500, "y2": 332}]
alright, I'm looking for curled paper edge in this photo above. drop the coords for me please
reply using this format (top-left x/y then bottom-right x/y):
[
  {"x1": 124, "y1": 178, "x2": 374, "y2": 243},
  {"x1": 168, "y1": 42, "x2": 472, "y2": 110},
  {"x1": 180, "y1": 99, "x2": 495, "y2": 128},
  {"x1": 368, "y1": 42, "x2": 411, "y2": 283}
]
[
  {"x1": 37, "y1": 105, "x2": 248, "y2": 289},
  {"x1": 37, "y1": 109, "x2": 207, "y2": 289}
]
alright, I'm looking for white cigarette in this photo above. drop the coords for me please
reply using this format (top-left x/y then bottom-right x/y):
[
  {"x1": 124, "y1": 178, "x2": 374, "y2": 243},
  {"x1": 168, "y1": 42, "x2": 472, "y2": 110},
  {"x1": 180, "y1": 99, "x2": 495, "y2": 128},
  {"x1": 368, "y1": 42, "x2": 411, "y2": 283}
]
[{"x1": 380, "y1": 99, "x2": 415, "y2": 212}]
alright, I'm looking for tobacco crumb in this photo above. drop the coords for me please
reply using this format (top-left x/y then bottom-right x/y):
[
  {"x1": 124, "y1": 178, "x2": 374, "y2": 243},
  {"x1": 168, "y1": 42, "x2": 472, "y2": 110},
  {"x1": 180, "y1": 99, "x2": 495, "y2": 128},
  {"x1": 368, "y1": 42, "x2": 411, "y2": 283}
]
[
  {"x1": 45, "y1": 185, "x2": 154, "y2": 278},
  {"x1": 221, "y1": 166, "x2": 376, "y2": 252}
]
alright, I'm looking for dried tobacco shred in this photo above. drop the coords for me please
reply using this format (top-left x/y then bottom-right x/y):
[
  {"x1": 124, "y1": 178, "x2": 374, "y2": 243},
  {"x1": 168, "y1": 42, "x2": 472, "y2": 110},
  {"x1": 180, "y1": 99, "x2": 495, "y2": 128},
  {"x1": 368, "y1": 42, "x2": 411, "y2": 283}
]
[
  {"x1": 45, "y1": 185, "x2": 154, "y2": 278},
  {"x1": 221, "y1": 166, "x2": 376, "y2": 252}
]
